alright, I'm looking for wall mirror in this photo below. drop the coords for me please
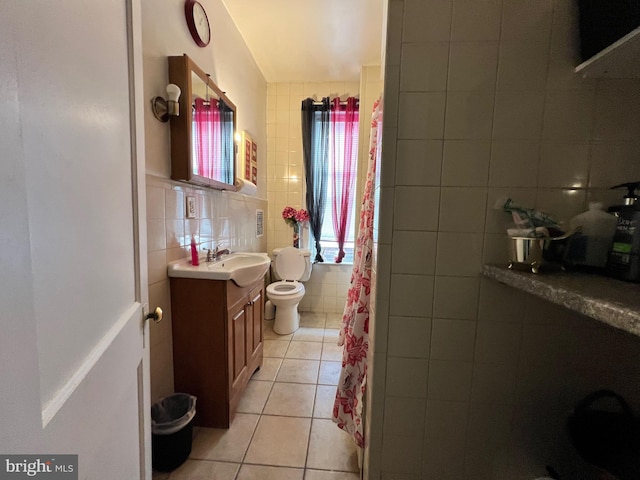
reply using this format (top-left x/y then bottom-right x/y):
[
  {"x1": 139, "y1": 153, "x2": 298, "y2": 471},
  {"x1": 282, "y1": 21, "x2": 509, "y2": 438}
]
[{"x1": 168, "y1": 54, "x2": 237, "y2": 190}]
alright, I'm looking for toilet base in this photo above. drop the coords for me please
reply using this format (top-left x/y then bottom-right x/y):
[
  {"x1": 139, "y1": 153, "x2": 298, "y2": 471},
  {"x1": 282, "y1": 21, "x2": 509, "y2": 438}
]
[{"x1": 273, "y1": 303, "x2": 300, "y2": 335}]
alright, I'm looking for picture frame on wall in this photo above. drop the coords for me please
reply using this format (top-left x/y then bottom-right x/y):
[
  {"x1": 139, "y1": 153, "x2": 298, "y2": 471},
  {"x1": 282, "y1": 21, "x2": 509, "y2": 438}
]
[{"x1": 241, "y1": 131, "x2": 258, "y2": 186}]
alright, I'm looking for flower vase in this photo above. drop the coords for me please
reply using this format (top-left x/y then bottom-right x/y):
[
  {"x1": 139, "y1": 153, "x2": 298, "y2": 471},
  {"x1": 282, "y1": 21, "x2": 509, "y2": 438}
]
[{"x1": 292, "y1": 222, "x2": 300, "y2": 248}]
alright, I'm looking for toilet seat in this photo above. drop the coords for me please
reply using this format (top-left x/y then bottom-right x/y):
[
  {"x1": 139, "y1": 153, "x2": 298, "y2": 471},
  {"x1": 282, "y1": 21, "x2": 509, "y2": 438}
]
[
  {"x1": 274, "y1": 247, "x2": 306, "y2": 281},
  {"x1": 266, "y1": 280, "x2": 304, "y2": 296}
]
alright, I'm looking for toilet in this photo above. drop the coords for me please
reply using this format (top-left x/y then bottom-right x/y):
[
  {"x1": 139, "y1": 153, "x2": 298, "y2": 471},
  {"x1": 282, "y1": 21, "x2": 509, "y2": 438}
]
[{"x1": 266, "y1": 247, "x2": 312, "y2": 334}]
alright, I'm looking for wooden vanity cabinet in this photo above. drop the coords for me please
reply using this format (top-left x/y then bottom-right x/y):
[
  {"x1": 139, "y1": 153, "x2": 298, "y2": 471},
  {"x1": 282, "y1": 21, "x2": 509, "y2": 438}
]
[{"x1": 169, "y1": 276, "x2": 264, "y2": 428}]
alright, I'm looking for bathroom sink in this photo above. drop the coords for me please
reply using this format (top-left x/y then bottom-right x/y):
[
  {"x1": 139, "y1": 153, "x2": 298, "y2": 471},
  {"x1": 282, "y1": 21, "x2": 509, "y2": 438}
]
[{"x1": 168, "y1": 252, "x2": 271, "y2": 286}]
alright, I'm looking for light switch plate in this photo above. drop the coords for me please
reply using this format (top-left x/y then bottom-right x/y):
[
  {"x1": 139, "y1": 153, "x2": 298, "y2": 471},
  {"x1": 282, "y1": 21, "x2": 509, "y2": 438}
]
[{"x1": 186, "y1": 196, "x2": 196, "y2": 218}]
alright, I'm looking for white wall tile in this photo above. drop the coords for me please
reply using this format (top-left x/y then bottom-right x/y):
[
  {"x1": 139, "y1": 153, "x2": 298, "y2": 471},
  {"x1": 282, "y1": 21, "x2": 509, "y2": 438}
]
[
  {"x1": 496, "y1": 41, "x2": 549, "y2": 92},
  {"x1": 442, "y1": 141, "x2": 491, "y2": 187},
  {"x1": 389, "y1": 274, "x2": 434, "y2": 317},
  {"x1": 393, "y1": 186, "x2": 440, "y2": 231},
  {"x1": 435, "y1": 232, "x2": 484, "y2": 276},
  {"x1": 500, "y1": 0, "x2": 553, "y2": 43},
  {"x1": 433, "y1": 276, "x2": 480, "y2": 320},
  {"x1": 438, "y1": 187, "x2": 488, "y2": 232},
  {"x1": 451, "y1": 0, "x2": 502, "y2": 42},
  {"x1": 447, "y1": 43, "x2": 498, "y2": 92},
  {"x1": 392, "y1": 231, "x2": 437, "y2": 274},
  {"x1": 488, "y1": 141, "x2": 539, "y2": 188},
  {"x1": 444, "y1": 92, "x2": 495, "y2": 140},
  {"x1": 492, "y1": 92, "x2": 545, "y2": 140},
  {"x1": 388, "y1": 316, "x2": 432, "y2": 359},
  {"x1": 534, "y1": 188, "x2": 586, "y2": 224},
  {"x1": 398, "y1": 92, "x2": 446, "y2": 139},
  {"x1": 383, "y1": 396, "x2": 427, "y2": 437},
  {"x1": 542, "y1": 93, "x2": 596, "y2": 141},
  {"x1": 431, "y1": 319, "x2": 476, "y2": 362},
  {"x1": 427, "y1": 360, "x2": 473, "y2": 401},
  {"x1": 400, "y1": 43, "x2": 449, "y2": 92},
  {"x1": 395, "y1": 140, "x2": 443, "y2": 186},
  {"x1": 386, "y1": 357, "x2": 429, "y2": 398},
  {"x1": 402, "y1": 0, "x2": 453, "y2": 43},
  {"x1": 474, "y1": 321, "x2": 522, "y2": 364},
  {"x1": 589, "y1": 143, "x2": 640, "y2": 188},
  {"x1": 538, "y1": 142, "x2": 590, "y2": 189}
]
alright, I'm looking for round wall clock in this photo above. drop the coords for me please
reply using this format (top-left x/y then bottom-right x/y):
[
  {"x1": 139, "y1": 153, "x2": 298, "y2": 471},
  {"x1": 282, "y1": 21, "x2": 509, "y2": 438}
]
[{"x1": 185, "y1": 0, "x2": 210, "y2": 47}]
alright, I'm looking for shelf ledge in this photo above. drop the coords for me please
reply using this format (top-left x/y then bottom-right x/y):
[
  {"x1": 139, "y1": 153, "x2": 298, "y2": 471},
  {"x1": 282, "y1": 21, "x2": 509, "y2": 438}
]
[
  {"x1": 482, "y1": 265, "x2": 640, "y2": 337},
  {"x1": 575, "y1": 26, "x2": 640, "y2": 78}
]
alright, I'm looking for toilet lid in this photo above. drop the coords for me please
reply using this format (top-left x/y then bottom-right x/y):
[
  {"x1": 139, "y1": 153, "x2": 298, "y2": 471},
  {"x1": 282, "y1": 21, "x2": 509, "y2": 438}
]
[{"x1": 275, "y1": 246, "x2": 305, "y2": 281}]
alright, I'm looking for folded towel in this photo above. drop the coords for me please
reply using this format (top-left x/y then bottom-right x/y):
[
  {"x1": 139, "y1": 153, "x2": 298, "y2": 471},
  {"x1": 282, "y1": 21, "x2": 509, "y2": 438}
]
[{"x1": 234, "y1": 177, "x2": 257, "y2": 195}]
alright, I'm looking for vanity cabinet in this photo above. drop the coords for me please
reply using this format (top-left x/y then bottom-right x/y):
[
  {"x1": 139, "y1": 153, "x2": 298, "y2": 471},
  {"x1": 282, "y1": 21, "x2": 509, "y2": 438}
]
[{"x1": 169, "y1": 276, "x2": 264, "y2": 428}]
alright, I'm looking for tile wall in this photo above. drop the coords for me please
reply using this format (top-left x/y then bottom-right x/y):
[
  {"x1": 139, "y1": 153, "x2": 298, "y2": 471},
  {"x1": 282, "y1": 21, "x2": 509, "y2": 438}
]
[
  {"x1": 367, "y1": 1, "x2": 640, "y2": 479},
  {"x1": 146, "y1": 175, "x2": 267, "y2": 402},
  {"x1": 265, "y1": 75, "x2": 382, "y2": 314}
]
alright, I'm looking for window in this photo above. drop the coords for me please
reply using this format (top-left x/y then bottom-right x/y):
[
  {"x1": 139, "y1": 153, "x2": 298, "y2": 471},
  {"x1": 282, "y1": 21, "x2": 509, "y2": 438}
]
[
  {"x1": 302, "y1": 97, "x2": 359, "y2": 263},
  {"x1": 317, "y1": 109, "x2": 359, "y2": 263}
]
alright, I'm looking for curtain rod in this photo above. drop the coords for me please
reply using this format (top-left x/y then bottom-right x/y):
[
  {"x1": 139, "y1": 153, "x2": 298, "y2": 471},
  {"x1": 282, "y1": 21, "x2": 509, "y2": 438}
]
[{"x1": 311, "y1": 99, "x2": 359, "y2": 106}]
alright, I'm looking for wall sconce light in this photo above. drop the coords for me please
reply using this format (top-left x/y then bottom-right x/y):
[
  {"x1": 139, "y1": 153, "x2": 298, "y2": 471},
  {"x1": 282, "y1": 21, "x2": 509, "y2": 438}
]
[{"x1": 151, "y1": 84, "x2": 181, "y2": 122}]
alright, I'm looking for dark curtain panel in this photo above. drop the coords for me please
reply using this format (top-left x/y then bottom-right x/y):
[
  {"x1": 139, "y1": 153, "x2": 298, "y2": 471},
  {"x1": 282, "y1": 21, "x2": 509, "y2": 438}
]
[
  {"x1": 301, "y1": 97, "x2": 330, "y2": 262},
  {"x1": 219, "y1": 99, "x2": 234, "y2": 185}
]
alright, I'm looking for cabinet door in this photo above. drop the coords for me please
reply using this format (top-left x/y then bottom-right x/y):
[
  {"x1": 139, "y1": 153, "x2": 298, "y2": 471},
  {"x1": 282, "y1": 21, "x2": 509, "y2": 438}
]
[
  {"x1": 228, "y1": 302, "x2": 248, "y2": 394},
  {"x1": 247, "y1": 285, "x2": 264, "y2": 369}
]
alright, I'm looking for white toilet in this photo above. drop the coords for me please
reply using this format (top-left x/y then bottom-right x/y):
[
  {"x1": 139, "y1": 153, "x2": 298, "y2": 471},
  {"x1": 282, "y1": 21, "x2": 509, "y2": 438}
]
[{"x1": 266, "y1": 247, "x2": 312, "y2": 335}]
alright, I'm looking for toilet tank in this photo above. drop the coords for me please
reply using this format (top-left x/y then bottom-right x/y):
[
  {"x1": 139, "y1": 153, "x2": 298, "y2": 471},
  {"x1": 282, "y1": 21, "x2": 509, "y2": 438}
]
[{"x1": 272, "y1": 248, "x2": 312, "y2": 281}]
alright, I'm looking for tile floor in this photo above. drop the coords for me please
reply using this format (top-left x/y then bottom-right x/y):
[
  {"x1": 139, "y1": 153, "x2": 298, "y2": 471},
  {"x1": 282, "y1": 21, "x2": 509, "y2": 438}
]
[{"x1": 153, "y1": 312, "x2": 360, "y2": 480}]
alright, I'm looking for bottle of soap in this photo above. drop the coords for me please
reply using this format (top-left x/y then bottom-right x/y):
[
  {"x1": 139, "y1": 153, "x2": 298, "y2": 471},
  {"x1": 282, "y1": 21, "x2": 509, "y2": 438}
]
[
  {"x1": 607, "y1": 198, "x2": 640, "y2": 281},
  {"x1": 190, "y1": 237, "x2": 199, "y2": 266},
  {"x1": 568, "y1": 202, "x2": 617, "y2": 269}
]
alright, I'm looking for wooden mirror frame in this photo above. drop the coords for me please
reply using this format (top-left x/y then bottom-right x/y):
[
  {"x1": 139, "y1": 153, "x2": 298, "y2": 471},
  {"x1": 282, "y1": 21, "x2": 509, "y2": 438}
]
[{"x1": 168, "y1": 54, "x2": 237, "y2": 191}]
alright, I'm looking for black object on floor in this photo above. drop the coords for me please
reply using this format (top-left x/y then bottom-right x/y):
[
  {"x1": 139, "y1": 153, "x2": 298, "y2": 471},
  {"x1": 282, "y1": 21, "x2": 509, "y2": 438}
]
[
  {"x1": 567, "y1": 389, "x2": 640, "y2": 480},
  {"x1": 151, "y1": 393, "x2": 197, "y2": 472}
]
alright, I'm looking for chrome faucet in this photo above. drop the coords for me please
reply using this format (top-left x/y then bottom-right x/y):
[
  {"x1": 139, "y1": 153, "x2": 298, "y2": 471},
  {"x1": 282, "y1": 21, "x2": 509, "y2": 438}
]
[{"x1": 206, "y1": 245, "x2": 230, "y2": 262}]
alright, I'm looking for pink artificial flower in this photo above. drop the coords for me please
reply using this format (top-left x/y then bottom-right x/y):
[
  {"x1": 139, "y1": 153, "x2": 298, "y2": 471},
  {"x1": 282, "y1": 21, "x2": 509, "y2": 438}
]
[
  {"x1": 282, "y1": 206, "x2": 297, "y2": 220},
  {"x1": 295, "y1": 209, "x2": 309, "y2": 223}
]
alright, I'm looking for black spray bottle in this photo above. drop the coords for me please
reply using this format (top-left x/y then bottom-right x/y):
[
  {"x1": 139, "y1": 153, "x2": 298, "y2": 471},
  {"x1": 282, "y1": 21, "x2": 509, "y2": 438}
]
[{"x1": 606, "y1": 181, "x2": 640, "y2": 281}]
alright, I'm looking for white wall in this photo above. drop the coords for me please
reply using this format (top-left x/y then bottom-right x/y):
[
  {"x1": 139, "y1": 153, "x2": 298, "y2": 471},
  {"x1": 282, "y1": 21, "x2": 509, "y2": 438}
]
[
  {"x1": 368, "y1": 1, "x2": 640, "y2": 479},
  {"x1": 141, "y1": 0, "x2": 269, "y2": 401}
]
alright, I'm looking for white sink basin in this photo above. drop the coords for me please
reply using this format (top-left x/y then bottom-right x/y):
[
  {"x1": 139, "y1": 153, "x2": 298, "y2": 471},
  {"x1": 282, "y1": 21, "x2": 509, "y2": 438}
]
[{"x1": 168, "y1": 252, "x2": 271, "y2": 287}]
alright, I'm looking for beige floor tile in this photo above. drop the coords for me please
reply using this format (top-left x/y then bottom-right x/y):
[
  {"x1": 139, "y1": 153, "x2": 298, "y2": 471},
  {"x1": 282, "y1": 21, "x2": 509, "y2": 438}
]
[
  {"x1": 325, "y1": 313, "x2": 344, "y2": 328},
  {"x1": 306, "y1": 419, "x2": 359, "y2": 472},
  {"x1": 321, "y1": 342, "x2": 343, "y2": 361},
  {"x1": 323, "y1": 328, "x2": 341, "y2": 342},
  {"x1": 167, "y1": 459, "x2": 239, "y2": 479},
  {"x1": 276, "y1": 358, "x2": 320, "y2": 384},
  {"x1": 264, "y1": 339, "x2": 290, "y2": 358},
  {"x1": 244, "y1": 415, "x2": 311, "y2": 467},
  {"x1": 300, "y1": 312, "x2": 327, "y2": 328},
  {"x1": 237, "y1": 380, "x2": 273, "y2": 414},
  {"x1": 305, "y1": 470, "x2": 361, "y2": 480},
  {"x1": 236, "y1": 464, "x2": 304, "y2": 480},
  {"x1": 190, "y1": 413, "x2": 259, "y2": 462},
  {"x1": 314, "y1": 385, "x2": 337, "y2": 418},
  {"x1": 264, "y1": 322, "x2": 293, "y2": 340},
  {"x1": 285, "y1": 341, "x2": 322, "y2": 360},
  {"x1": 318, "y1": 361, "x2": 342, "y2": 385},
  {"x1": 293, "y1": 327, "x2": 325, "y2": 342},
  {"x1": 263, "y1": 382, "x2": 316, "y2": 417},
  {"x1": 250, "y1": 357, "x2": 282, "y2": 382}
]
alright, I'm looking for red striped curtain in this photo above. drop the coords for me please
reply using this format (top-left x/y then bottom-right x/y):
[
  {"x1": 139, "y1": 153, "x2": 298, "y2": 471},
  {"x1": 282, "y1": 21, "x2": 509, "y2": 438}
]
[
  {"x1": 192, "y1": 98, "x2": 221, "y2": 179},
  {"x1": 330, "y1": 97, "x2": 359, "y2": 263}
]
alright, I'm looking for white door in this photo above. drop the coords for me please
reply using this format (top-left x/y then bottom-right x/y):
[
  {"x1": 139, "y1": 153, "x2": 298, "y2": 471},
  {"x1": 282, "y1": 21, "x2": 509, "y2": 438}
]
[{"x1": 0, "y1": 0, "x2": 151, "y2": 478}]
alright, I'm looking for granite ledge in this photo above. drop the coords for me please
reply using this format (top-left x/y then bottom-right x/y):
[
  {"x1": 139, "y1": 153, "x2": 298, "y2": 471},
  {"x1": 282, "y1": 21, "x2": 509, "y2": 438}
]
[{"x1": 482, "y1": 264, "x2": 640, "y2": 337}]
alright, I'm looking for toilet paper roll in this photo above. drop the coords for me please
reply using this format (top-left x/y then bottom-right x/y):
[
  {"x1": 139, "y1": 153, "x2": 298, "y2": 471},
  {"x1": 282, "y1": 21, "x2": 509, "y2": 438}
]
[{"x1": 234, "y1": 177, "x2": 257, "y2": 195}]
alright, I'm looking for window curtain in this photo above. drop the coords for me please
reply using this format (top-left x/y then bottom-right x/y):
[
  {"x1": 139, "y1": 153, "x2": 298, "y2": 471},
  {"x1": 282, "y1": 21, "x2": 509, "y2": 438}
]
[
  {"x1": 330, "y1": 97, "x2": 359, "y2": 263},
  {"x1": 301, "y1": 97, "x2": 330, "y2": 262},
  {"x1": 192, "y1": 97, "x2": 221, "y2": 179},
  {"x1": 219, "y1": 99, "x2": 234, "y2": 185},
  {"x1": 332, "y1": 98, "x2": 382, "y2": 449}
]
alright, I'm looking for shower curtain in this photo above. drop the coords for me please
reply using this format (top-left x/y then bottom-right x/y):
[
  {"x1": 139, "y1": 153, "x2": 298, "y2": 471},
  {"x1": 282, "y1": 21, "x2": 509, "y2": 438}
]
[{"x1": 332, "y1": 98, "x2": 382, "y2": 449}]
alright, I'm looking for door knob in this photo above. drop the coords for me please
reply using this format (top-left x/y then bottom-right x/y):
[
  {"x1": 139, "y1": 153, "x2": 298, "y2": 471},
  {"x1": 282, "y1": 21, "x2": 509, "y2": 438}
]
[{"x1": 145, "y1": 306, "x2": 163, "y2": 324}]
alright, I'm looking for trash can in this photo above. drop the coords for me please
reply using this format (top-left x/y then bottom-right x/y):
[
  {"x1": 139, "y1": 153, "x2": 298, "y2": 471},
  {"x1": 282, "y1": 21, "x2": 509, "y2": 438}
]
[{"x1": 151, "y1": 393, "x2": 197, "y2": 472}]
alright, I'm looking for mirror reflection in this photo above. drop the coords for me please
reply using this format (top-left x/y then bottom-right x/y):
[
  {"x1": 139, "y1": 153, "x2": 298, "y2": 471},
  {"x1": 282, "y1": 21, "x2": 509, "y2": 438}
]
[{"x1": 169, "y1": 54, "x2": 237, "y2": 190}]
